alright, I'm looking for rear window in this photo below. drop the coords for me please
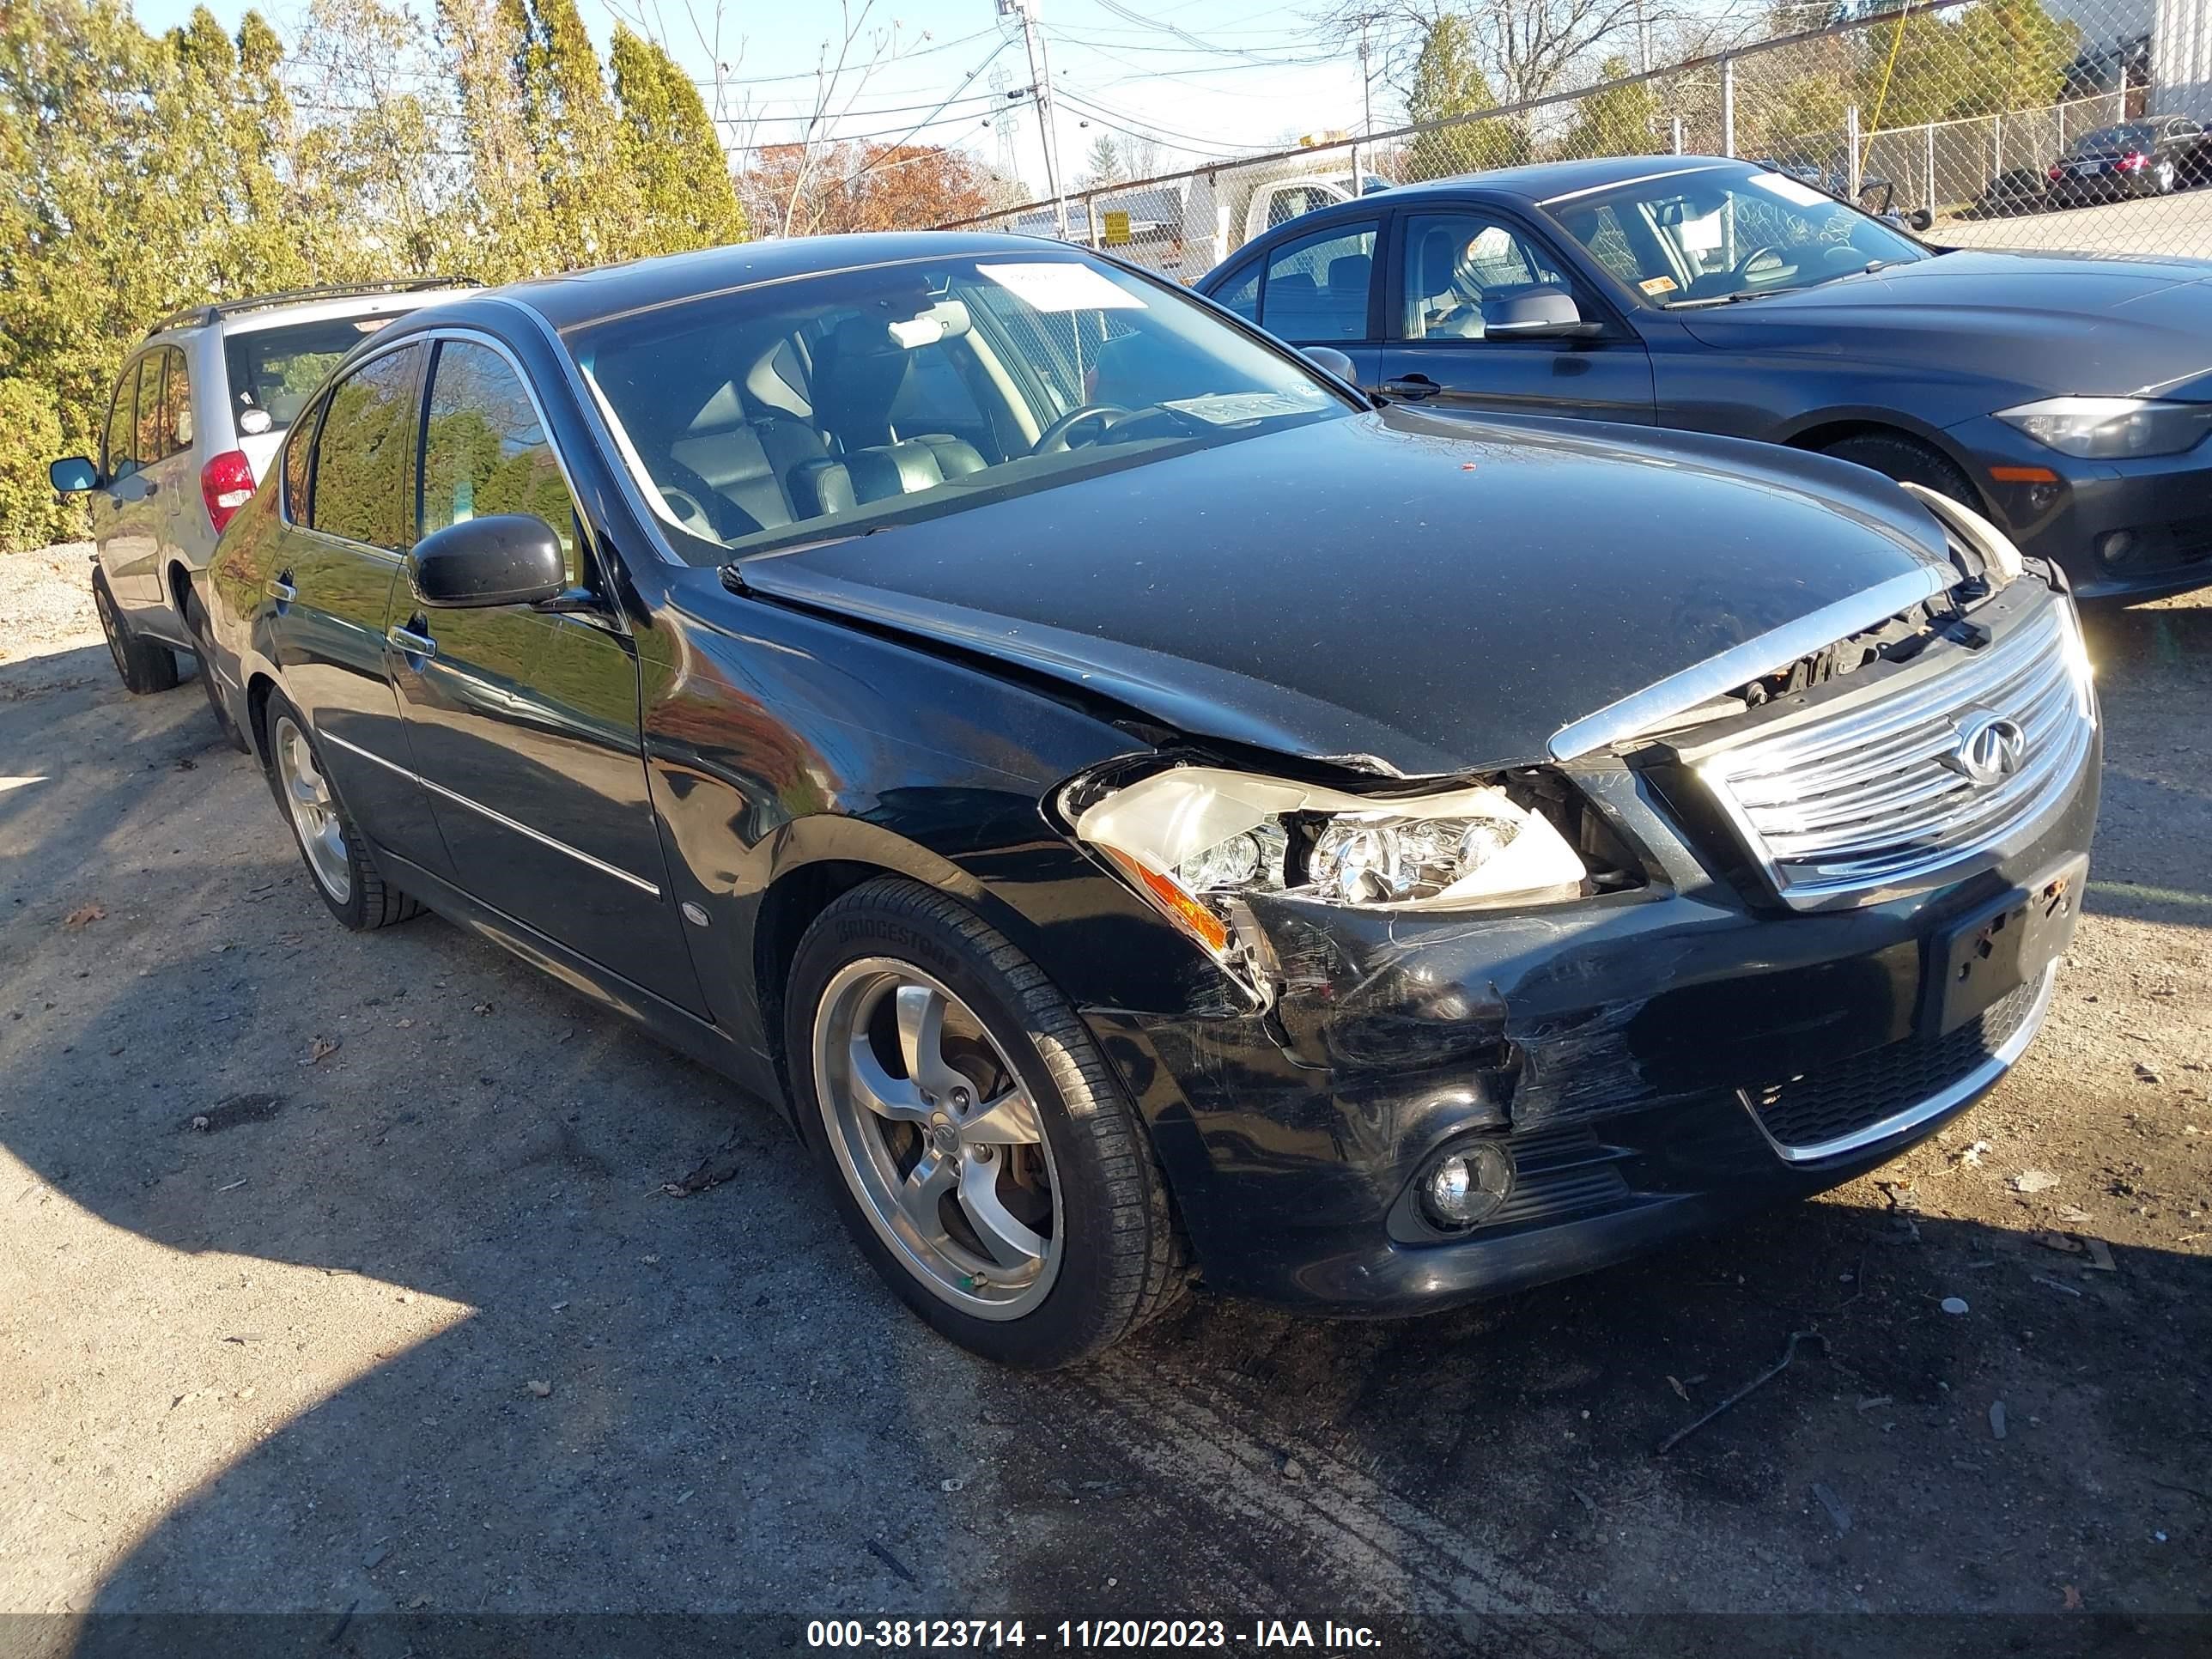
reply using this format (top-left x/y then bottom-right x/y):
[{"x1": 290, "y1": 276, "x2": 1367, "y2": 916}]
[{"x1": 223, "y1": 316, "x2": 398, "y2": 434}]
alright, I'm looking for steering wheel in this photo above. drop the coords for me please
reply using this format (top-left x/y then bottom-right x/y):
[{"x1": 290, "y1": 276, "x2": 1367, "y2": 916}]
[
  {"x1": 1731, "y1": 244, "x2": 1786, "y2": 280},
  {"x1": 1032, "y1": 404, "x2": 1132, "y2": 455},
  {"x1": 658, "y1": 485, "x2": 720, "y2": 541}
]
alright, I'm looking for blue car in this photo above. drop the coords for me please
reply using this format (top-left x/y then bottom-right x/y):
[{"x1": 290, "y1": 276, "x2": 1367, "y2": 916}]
[{"x1": 1198, "y1": 155, "x2": 2212, "y2": 600}]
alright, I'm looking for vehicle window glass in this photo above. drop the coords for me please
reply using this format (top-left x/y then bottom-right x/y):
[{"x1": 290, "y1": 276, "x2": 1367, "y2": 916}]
[
  {"x1": 309, "y1": 345, "x2": 422, "y2": 552},
  {"x1": 420, "y1": 339, "x2": 580, "y2": 578},
  {"x1": 574, "y1": 252, "x2": 1346, "y2": 565},
  {"x1": 103, "y1": 370, "x2": 138, "y2": 480},
  {"x1": 226, "y1": 314, "x2": 398, "y2": 435},
  {"x1": 162, "y1": 348, "x2": 193, "y2": 451},
  {"x1": 283, "y1": 396, "x2": 320, "y2": 523},
  {"x1": 136, "y1": 355, "x2": 167, "y2": 464},
  {"x1": 1398, "y1": 212, "x2": 1571, "y2": 341},
  {"x1": 1259, "y1": 222, "x2": 1377, "y2": 343},
  {"x1": 1211, "y1": 260, "x2": 1261, "y2": 323},
  {"x1": 1545, "y1": 163, "x2": 1928, "y2": 307}
]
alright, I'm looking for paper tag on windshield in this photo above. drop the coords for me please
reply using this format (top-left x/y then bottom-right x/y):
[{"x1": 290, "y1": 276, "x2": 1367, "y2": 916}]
[
  {"x1": 1752, "y1": 173, "x2": 1831, "y2": 208},
  {"x1": 977, "y1": 263, "x2": 1145, "y2": 313},
  {"x1": 1639, "y1": 275, "x2": 1678, "y2": 296},
  {"x1": 1158, "y1": 390, "x2": 1326, "y2": 425},
  {"x1": 1677, "y1": 211, "x2": 1723, "y2": 252}
]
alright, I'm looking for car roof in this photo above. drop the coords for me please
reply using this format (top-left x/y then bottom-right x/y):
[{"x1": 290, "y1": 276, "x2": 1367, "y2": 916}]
[
  {"x1": 490, "y1": 231, "x2": 1119, "y2": 334},
  {"x1": 143, "y1": 282, "x2": 483, "y2": 347},
  {"x1": 1371, "y1": 155, "x2": 1746, "y2": 209}
]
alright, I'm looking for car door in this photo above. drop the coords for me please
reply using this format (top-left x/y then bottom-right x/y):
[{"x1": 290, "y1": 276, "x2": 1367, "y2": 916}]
[
  {"x1": 147, "y1": 347, "x2": 201, "y2": 611},
  {"x1": 389, "y1": 333, "x2": 704, "y2": 1016},
  {"x1": 104, "y1": 353, "x2": 171, "y2": 610},
  {"x1": 1238, "y1": 218, "x2": 1384, "y2": 385},
  {"x1": 89, "y1": 365, "x2": 143, "y2": 604},
  {"x1": 280, "y1": 342, "x2": 454, "y2": 879},
  {"x1": 1376, "y1": 209, "x2": 1656, "y2": 425}
]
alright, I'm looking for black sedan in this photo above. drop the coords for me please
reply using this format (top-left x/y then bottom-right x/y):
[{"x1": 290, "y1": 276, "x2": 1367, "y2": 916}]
[
  {"x1": 2046, "y1": 117, "x2": 2208, "y2": 204},
  {"x1": 204, "y1": 234, "x2": 2098, "y2": 1366},
  {"x1": 1197, "y1": 155, "x2": 2212, "y2": 599}
]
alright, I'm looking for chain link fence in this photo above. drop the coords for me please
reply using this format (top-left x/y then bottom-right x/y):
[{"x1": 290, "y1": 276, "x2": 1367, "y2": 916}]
[{"x1": 936, "y1": 0, "x2": 2212, "y2": 276}]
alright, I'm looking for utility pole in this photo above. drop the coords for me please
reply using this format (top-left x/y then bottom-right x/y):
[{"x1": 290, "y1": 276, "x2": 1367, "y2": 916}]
[{"x1": 1000, "y1": 0, "x2": 1068, "y2": 238}]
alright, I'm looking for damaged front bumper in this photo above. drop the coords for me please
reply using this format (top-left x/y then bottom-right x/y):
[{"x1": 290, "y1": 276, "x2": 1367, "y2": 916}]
[{"x1": 1080, "y1": 737, "x2": 2100, "y2": 1315}]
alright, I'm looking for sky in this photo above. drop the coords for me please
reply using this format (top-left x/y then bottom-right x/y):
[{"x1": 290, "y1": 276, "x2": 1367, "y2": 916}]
[{"x1": 127, "y1": 0, "x2": 1384, "y2": 204}]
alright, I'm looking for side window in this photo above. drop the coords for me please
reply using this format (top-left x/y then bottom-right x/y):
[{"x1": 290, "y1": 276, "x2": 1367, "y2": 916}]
[
  {"x1": 103, "y1": 368, "x2": 138, "y2": 481},
  {"x1": 1399, "y1": 212, "x2": 1571, "y2": 341},
  {"x1": 283, "y1": 395, "x2": 322, "y2": 524},
  {"x1": 419, "y1": 340, "x2": 579, "y2": 575},
  {"x1": 135, "y1": 355, "x2": 166, "y2": 465},
  {"x1": 163, "y1": 348, "x2": 194, "y2": 451},
  {"x1": 1258, "y1": 222, "x2": 1377, "y2": 343},
  {"x1": 309, "y1": 345, "x2": 423, "y2": 553},
  {"x1": 1210, "y1": 259, "x2": 1261, "y2": 323}
]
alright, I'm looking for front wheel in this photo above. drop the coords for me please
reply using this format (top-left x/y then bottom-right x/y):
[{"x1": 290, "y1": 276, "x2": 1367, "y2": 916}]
[
  {"x1": 786, "y1": 878, "x2": 1187, "y2": 1368},
  {"x1": 1820, "y1": 432, "x2": 1981, "y2": 512}
]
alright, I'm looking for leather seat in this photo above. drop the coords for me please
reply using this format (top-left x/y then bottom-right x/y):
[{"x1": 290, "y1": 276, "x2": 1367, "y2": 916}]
[
  {"x1": 669, "y1": 414, "x2": 833, "y2": 533},
  {"x1": 814, "y1": 436, "x2": 988, "y2": 514}
]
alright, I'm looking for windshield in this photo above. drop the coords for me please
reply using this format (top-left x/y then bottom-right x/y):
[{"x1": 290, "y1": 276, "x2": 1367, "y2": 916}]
[
  {"x1": 1543, "y1": 164, "x2": 1929, "y2": 307},
  {"x1": 2069, "y1": 125, "x2": 2155, "y2": 154},
  {"x1": 570, "y1": 252, "x2": 1348, "y2": 563},
  {"x1": 223, "y1": 315, "x2": 397, "y2": 433}
]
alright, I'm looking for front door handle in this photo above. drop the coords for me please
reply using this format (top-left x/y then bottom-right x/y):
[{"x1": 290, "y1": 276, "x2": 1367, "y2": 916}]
[
  {"x1": 387, "y1": 623, "x2": 436, "y2": 661},
  {"x1": 1382, "y1": 375, "x2": 1441, "y2": 400},
  {"x1": 265, "y1": 576, "x2": 297, "y2": 605}
]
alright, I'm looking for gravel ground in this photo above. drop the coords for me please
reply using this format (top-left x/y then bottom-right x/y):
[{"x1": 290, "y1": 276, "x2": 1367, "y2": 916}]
[{"x1": 0, "y1": 552, "x2": 2207, "y2": 1651}]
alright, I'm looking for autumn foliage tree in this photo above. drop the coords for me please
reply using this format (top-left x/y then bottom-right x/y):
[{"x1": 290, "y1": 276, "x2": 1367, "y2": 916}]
[{"x1": 740, "y1": 141, "x2": 995, "y2": 236}]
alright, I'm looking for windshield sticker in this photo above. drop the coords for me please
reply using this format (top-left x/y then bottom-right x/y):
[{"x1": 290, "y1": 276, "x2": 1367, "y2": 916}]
[
  {"x1": 1639, "y1": 275, "x2": 1679, "y2": 296},
  {"x1": 1750, "y1": 173, "x2": 1831, "y2": 209},
  {"x1": 977, "y1": 263, "x2": 1146, "y2": 313},
  {"x1": 1159, "y1": 390, "x2": 1328, "y2": 425}
]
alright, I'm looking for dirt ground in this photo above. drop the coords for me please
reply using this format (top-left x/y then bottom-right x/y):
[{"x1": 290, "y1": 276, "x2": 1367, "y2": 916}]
[{"x1": 1, "y1": 547, "x2": 2208, "y2": 1651}]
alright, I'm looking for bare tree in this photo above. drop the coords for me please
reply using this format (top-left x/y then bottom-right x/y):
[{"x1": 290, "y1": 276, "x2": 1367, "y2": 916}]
[{"x1": 1324, "y1": 0, "x2": 1660, "y2": 110}]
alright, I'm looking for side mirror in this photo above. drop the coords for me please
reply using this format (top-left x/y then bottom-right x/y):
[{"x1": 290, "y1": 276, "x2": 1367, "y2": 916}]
[
  {"x1": 49, "y1": 456, "x2": 98, "y2": 494},
  {"x1": 406, "y1": 514, "x2": 567, "y2": 609},
  {"x1": 1481, "y1": 289, "x2": 1596, "y2": 340},
  {"x1": 1301, "y1": 345, "x2": 1359, "y2": 384}
]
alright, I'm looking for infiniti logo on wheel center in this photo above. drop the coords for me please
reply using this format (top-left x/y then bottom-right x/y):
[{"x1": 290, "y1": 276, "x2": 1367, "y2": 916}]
[{"x1": 1943, "y1": 708, "x2": 2029, "y2": 787}]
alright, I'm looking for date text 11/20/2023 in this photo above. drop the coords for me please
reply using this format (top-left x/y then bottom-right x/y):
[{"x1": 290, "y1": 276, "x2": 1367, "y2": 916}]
[{"x1": 805, "y1": 1620, "x2": 1385, "y2": 1650}]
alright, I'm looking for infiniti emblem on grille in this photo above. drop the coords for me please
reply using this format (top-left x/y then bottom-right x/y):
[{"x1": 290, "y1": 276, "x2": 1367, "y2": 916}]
[{"x1": 1944, "y1": 709, "x2": 2028, "y2": 786}]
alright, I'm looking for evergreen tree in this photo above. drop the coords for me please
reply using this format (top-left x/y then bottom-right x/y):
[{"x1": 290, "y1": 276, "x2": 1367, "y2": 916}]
[
  {"x1": 1403, "y1": 14, "x2": 1526, "y2": 181},
  {"x1": 1560, "y1": 57, "x2": 1657, "y2": 160},
  {"x1": 611, "y1": 25, "x2": 745, "y2": 256}
]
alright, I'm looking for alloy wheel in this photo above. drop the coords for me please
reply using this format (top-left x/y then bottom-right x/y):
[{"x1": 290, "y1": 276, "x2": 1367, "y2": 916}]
[
  {"x1": 272, "y1": 714, "x2": 351, "y2": 904},
  {"x1": 811, "y1": 959, "x2": 1063, "y2": 1320}
]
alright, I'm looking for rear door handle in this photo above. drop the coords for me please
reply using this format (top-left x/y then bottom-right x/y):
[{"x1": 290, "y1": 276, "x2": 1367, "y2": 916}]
[
  {"x1": 387, "y1": 623, "x2": 436, "y2": 661},
  {"x1": 265, "y1": 577, "x2": 296, "y2": 605},
  {"x1": 1382, "y1": 375, "x2": 1441, "y2": 400}
]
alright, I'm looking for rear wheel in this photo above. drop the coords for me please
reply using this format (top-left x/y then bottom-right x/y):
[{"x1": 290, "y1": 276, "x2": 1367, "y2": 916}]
[
  {"x1": 184, "y1": 585, "x2": 249, "y2": 752},
  {"x1": 1820, "y1": 432, "x2": 1980, "y2": 511},
  {"x1": 786, "y1": 878, "x2": 1186, "y2": 1368},
  {"x1": 262, "y1": 690, "x2": 422, "y2": 932},
  {"x1": 93, "y1": 569, "x2": 179, "y2": 695}
]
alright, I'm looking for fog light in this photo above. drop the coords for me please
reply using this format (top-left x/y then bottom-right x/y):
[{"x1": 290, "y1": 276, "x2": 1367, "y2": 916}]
[
  {"x1": 1419, "y1": 1141, "x2": 1516, "y2": 1231},
  {"x1": 2099, "y1": 530, "x2": 2138, "y2": 568}
]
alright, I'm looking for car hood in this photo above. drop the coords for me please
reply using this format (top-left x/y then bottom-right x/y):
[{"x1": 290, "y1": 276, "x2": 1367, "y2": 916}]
[
  {"x1": 1674, "y1": 249, "x2": 2212, "y2": 403},
  {"x1": 738, "y1": 407, "x2": 1958, "y2": 777}
]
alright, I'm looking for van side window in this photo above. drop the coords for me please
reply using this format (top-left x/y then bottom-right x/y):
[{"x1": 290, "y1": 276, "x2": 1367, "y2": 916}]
[{"x1": 103, "y1": 368, "x2": 138, "y2": 482}]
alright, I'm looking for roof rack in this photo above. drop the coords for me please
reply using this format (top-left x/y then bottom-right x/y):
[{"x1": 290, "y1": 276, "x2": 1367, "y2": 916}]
[{"x1": 147, "y1": 278, "x2": 483, "y2": 339}]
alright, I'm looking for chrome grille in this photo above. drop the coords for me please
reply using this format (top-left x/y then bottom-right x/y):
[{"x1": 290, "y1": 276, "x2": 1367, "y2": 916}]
[{"x1": 1698, "y1": 597, "x2": 2095, "y2": 908}]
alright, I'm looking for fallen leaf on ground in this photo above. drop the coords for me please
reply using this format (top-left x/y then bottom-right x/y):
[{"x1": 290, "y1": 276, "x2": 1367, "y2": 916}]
[
  {"x1": 62, "y1": 902, "x2": 105, "y2": 930},
  {"x1": 526, "y1": 1379, "x2": 552, "y2": 1399},
  {"x1": 303, "y1": 1036, "x2": 339, "y2": 1066},
  {"x1": 2063, "y1": 1585, "x2": 2081, "y2": 1610}
]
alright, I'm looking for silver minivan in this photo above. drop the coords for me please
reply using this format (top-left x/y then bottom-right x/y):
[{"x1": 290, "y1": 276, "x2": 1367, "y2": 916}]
[{"x1": 49, "y1": 280, "x2": 478, "y2": 731}]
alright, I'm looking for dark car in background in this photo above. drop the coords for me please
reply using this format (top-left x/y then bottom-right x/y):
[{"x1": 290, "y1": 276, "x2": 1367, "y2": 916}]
[
  {"x1": 204, "y1": 234, "x2": 2096, "y2": 1367},
  {"x1": 1198, "y1": 155, "x2": 2212, "y2": 599},
  {"x1": 2046, "y1": 117, "x2": 2208, "y2": 203}
]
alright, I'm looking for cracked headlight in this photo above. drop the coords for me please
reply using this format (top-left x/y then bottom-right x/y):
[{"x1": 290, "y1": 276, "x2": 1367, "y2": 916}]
[
  {"x1": 1995, "y1": 396, "x2": 2212, "y2": 460},
  {"x1": 1068, "y1": 766, "x2": 1588, "y2": 960}
]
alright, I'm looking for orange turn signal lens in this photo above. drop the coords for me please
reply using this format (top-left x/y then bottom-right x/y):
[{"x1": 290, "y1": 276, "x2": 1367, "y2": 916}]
[
  {"x1": 1100, "y1": 847, "x2": 1231, "y2": 955},
  {"x1": 1989, "y1": 465, "x2": 2060, "y2": 484}
]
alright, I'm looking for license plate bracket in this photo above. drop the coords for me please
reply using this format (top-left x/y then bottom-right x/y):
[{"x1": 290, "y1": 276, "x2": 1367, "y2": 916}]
[{"x1": 1929, "y1": 857, "x2": 2085, "y2": 1035}]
